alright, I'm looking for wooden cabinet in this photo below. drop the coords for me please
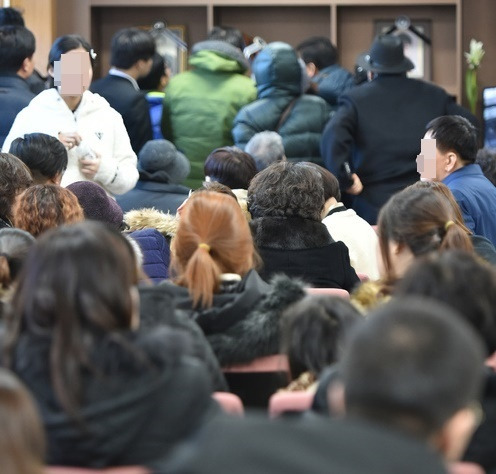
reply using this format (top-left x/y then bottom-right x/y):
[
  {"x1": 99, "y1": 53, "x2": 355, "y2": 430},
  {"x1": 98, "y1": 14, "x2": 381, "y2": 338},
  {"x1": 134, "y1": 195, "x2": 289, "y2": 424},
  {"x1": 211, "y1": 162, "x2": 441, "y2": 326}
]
[{"x1": 63, "y1": 0, "x2": 463, "y2": 100}]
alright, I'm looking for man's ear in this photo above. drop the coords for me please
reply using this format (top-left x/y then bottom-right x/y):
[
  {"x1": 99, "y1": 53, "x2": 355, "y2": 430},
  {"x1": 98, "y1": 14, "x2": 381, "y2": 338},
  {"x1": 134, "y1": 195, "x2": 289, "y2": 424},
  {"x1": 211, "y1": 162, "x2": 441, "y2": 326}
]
[
  {"x1": 431, "y1": 406, "x2": 480, "y2": 462},
  {"x1": 305, "y1": 62, "x2": 317, "y2": 78},
  {"x1": 445, "y1": 151, "x2": 459, "y2": 173}
]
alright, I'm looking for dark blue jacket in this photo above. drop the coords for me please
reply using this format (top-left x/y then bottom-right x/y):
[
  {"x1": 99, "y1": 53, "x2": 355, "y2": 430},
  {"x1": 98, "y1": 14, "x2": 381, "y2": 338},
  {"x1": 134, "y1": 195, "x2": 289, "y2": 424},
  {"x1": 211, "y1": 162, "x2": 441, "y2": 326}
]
[
  {"x1": 313, "y1": 64, "x2": 354, "y2": 107},
  {"x1": 129, "y1": 228, "x2": 170, "y2": 283},
  {"x1": 0, "y1": 74, "x2": 35, "y2": 148},
  {"x1": 443, "y1": 164, "x2": 496, "y2": 246}
]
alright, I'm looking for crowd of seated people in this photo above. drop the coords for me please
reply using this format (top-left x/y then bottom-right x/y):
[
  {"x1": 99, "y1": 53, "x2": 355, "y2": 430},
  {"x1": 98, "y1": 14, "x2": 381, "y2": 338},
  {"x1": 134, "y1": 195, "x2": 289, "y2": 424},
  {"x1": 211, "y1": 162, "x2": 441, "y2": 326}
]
[{"x1": 0, "y1": 6, "x2": 496, "y2": 473}]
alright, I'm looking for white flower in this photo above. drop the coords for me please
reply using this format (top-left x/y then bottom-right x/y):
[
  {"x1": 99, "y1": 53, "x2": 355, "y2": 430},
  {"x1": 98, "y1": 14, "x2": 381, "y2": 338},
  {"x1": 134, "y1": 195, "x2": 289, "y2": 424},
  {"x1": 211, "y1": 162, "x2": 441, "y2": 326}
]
[{"x1": 464, "y1": 39, "x2": 485, "y2": 70}]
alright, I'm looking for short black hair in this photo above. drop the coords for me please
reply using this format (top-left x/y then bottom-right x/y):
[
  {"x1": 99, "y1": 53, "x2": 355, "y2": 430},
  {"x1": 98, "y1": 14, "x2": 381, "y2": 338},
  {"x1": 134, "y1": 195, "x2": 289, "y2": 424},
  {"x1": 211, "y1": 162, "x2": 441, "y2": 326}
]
[
  {"x1": 296, "y1": 36, "x2": 338, "y2": 70},
  {"x1": 137, "y1": 52, "x2": 166, "y2": 91},
  {"x1": 204, "y1": 146, "x2": 257, "y2": 190},
  {"x1": 306, "y1": 163, "x2": 341, "y2": 201},
  {"x1": 395, "y1": 250, "x2": 496, "y2": 355},
  {"x1": 9, "y1": 133, "x2": 68, "y2": 183},
  {"x1": 110, "y1": 28, "x2": 155, "y2": 69},
  {"x1": 281, "y1": 295, "x2": 361, "y2": 379},
  {"x1": 425, "y1": 115, "x2": 479, "y2": 164},
  {"x1": 208, "y1": 26, "x2": 245, "y2": 51},
  {"x1": 0, "y1": 7, "x2": 24, "y2": 27},
  {"x1": 48, "y1": 34, "x2": 95, "y2": 69},
  {"x1": 0, "y1": 25, "x2": 35, "y2": 73},
  {"x1": 342, "y1": 297, "x2": 485, "y2": 439},
  {"x1": 475, "y1": 147, "x2": 496, "y2": 186},
  {"x1": 248, "y1": 161, "x2": 325, "y2": 221}
]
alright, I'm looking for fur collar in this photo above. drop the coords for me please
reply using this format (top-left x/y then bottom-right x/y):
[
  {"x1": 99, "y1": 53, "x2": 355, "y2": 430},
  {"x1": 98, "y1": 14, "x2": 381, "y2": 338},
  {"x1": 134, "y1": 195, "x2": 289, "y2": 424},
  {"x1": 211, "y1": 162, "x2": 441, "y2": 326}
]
[
  {"x1": 250, "y1": 216, "x2": 334, "y2": 250},
  {"x1": 124, "y1": 208, "x2": 178, "y2": 238}
]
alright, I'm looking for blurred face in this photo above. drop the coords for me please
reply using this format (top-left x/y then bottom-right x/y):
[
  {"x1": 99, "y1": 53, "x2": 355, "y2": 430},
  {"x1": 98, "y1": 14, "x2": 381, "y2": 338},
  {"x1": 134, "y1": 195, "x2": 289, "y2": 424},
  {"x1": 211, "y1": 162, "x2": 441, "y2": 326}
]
[
  {"x1": 422, "y1": 130, "x2": 454, "y2": 182},
  {"x1": 416, "y1": 138, "x2": 437, "y2": 181},
  {"x1": 53, "y1": 47, "x2": 93, "y2": 96}
]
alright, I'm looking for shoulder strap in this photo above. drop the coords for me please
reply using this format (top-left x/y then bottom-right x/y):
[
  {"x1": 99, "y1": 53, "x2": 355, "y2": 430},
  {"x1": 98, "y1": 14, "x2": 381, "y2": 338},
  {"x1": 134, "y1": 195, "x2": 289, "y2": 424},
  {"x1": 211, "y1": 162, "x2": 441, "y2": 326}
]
[{"x1": 275, "y1": 98, "x2": 298, "y2": 132}]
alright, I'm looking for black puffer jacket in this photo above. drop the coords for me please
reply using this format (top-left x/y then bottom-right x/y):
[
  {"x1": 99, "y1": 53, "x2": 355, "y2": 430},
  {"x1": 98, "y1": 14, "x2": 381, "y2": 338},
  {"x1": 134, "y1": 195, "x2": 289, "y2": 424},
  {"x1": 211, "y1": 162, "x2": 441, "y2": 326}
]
[{"x1": 232, "y1": 42, "x2": 331, "y2": 166}]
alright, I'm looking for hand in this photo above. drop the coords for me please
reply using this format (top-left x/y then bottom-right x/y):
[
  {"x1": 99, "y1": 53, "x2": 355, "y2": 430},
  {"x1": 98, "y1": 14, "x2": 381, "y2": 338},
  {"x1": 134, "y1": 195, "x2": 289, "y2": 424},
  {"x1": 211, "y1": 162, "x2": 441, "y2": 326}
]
[
  {"x1": 79, "y1": 152, "x2": 101, "y2": 179},
  {"x1": 346, "y1": 173, "x2": 363, "y2": 195},
  {"x1": 58, "y1": 131, "x2": 82, "y2": 150}
]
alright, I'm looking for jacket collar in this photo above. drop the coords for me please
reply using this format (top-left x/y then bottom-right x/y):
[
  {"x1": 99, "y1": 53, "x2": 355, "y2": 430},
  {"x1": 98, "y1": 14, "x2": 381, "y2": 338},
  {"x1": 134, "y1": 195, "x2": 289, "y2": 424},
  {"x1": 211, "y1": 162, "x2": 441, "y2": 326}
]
[{"x1": 443, "y1": 163, "x2": 483, "y2": 184}]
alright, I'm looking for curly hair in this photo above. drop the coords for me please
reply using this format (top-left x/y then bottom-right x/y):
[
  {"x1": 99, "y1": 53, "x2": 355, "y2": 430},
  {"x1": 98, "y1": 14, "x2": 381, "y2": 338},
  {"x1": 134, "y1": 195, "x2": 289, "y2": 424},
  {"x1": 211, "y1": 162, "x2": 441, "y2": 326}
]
[
  {"x1": 13, "y1": 185, "x2": 84, "y2": 237},
  {"x1": 248, "y1": 161, "x2": 324, "y2": 220},
  {"x1": 0, "y1": 153, "x2": 33, "y2": 224}
]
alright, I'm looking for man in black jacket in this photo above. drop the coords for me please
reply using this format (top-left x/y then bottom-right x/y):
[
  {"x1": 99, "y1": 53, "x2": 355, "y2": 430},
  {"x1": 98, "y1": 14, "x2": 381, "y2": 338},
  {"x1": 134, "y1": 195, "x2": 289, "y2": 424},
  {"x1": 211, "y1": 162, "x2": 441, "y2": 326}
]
[
  {"x1": 0, "y1": 25, "x2": 35, "y2": 147},
  {"x1": 321, "y1": 34, "x2": 477, "y2": 224},
  {"x1": 90, "y1": 28, "x2": 155, "y2": 155}
]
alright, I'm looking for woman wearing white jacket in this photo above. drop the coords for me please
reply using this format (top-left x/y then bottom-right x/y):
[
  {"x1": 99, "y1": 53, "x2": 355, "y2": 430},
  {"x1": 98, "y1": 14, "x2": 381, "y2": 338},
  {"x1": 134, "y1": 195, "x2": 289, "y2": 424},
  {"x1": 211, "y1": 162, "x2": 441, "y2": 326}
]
[{"x1": 2, "y1": 35, "x2": 138, "y2": 195}]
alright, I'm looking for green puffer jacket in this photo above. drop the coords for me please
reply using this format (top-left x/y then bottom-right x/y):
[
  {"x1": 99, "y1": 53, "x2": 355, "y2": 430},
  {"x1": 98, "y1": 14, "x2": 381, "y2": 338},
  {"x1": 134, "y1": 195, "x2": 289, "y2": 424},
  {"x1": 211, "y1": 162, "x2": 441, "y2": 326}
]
[
  {"x1": 232, "y1": 42, "x2": 331, "y2": 166},
  {"x1": 161, "y1": 40, "x2": 257, "y2": 189}
]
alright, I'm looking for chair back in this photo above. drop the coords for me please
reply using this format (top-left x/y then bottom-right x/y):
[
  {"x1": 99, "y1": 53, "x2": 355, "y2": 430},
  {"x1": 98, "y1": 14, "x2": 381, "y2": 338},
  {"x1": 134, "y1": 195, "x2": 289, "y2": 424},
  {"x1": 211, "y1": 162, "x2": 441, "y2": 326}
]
[
  {"x1": 213, "y1": 392, "x2": 244, "y2": 416},
  {"x1": 305, "y1": 287, "x2": 350, "y2": 298},
  {"x1": 268, "y1": 391, "x2": 314, "y2": 418}
]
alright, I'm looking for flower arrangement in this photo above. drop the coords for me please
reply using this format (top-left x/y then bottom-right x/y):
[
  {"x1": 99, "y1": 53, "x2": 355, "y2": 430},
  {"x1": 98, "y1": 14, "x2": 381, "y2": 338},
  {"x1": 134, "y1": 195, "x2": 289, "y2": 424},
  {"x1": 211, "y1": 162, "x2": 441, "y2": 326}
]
[{"x1": 464, "y1": 39, "x2": 485, "y2": 115}]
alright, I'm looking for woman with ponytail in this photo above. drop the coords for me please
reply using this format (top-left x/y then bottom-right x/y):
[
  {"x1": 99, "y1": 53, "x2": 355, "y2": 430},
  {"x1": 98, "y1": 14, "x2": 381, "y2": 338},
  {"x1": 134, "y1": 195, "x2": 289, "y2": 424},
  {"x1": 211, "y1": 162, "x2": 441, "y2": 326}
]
[
  {"x1": 153, "y1": 190, "x2": 307, "y2": 367},
  {"x1": 353, "y1": 186, "x2": 474, "y2": 311}
]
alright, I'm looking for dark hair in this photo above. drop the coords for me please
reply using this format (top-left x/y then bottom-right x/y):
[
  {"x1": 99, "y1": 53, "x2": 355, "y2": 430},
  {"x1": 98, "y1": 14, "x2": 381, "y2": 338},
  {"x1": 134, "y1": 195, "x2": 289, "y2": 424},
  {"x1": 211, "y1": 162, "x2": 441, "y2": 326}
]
[
  {"x1": 5, "y1": 222, "x2": 139, "y2": 419},
  {"x1": 0, "y1": 228, "x2": 35, "y2": 291},
  {"x1": 137, "y1": 52, "x2": 166, "y2": 91},
  {"x1": 208, "y1": 26, "x2": 245, "y2": 51},
  {"x1": 0, "y1": 26, "x2": 35, "y2": 73},
  {"x1": 306, "y1": 163, "x2": 341, "y2": 201},
  {"x1": 245, "y1": 131, "x2": 285, "y2": 172},
  {"x1": 9, "y1": 133, "x2": 68, "y2": 183},
  {"x1": 110, "y1": 28, "x2": 155, "y2": 69},
  {"x1": 0, "y1": 369, "x2": 45, "y2": 474},
  {"x1": 13, "y1": 184, "x2": 84, "y2": 237},
  {"x1": 395, "y1": 250, "x2": 496, "y2": 355},
  {"x1": 409, "y1": 181, "x2": 471, "y2": 235},
  {"x1": 342, "y1": 297, "x2": 485, "y2": 439},
  {"x1": 281, "y1": 295, "x2": 361, "y2": 379},
  {"x1": 475, "y1": 147, "x2": 496, "y2": 186},
  {"x1": 204, "y1": 147, "x2": 257, "y2": 190},
  {"x1": 172, "y1": 191, "x2": 255, "y2": 308},
  {"x1": 196, "y1": 181, "x2": 238, "y2": 202},
  {"x1": 0, "y1": 7, "x2": 24, "y2": 27},
  {"x1": 377, "y1": 186, "x2": 473, "y2": 283},
  {"x1": 425, "y1": 115, "x2": 478, "y2": 164},
  {"x1": 296, "y1": 36, "x2": 338, "y2": 70},
  {"x1": 248, "y1": 161, "x2": 325, "y2": 221},
  {"x1": 0, "y1": 153, "x2": 33, "y2": 224},
  {"x1": 48, "y1": 34, "x2": 94, "y2": 70}
]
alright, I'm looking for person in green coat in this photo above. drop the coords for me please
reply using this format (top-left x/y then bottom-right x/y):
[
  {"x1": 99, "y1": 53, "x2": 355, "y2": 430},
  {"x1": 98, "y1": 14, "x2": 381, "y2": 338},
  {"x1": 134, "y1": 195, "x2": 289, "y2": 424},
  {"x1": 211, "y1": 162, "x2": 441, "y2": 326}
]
[{"x1": 161, "y1": 28, "x2": 256, "y2": 189}]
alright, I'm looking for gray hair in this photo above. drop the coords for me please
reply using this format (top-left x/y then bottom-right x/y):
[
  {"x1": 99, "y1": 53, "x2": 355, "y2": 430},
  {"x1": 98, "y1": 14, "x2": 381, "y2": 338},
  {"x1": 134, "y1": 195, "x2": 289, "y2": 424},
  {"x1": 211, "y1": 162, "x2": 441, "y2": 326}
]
[{"x1": 245, "y1": 131, "x2": 286, "y2": 172}]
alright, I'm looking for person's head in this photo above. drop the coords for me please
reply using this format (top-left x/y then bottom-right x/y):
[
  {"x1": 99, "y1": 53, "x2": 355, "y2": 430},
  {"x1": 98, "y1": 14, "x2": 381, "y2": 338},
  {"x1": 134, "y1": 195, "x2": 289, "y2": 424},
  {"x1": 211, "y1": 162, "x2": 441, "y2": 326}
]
[
  {"x1": 296, "y1": 36, "x2": 338, "y2": 78},
  {"x1": 48, "y1": 34, "x2": 94, "y2": 94},
  {"x1": 207, "y1": 26, "x2": 245, "y2": 51},
  {"x1": 136, "y1": 52, "x2": 168, "y2": 91},
  {"x1": 395, "y1": 250, "x2": 496, "y2": 356},
  {"x1": 357, "y1": 34, "x2": 414, "y2": 79},
  {"x1": 0, "y1": 228, "x2": 35, "y2": 292},
  {"x1": 305, "y1": 163, "x2": 341, "y2": 213},
  {"x1": 110, "y1": 27, "x2": 155, "y2": 75},
  {"x1": 0, "y1": 153, "x2": 33, "y2": 225},
  {"x1": 409, "y1": 181, "x2": 471, "y2": 235},
  {"x1": 66, "y1": 181, "x2": 124, "y2": 230},
  {"x1": 138, "y1": 139, "x2": 190, "y2": 184},
  {"x1": 248, "y1": 161, "x2": 325, "y2": 221},
  {"x1": 0, "y1": 7, "x2": 24, "y2": 27},
  {"x1": 13, "y1": 184, "x2": 84, "y2": 237},
  {"x1": 342, "y1": 297, "x2": 485, "y2": 460},
  {"x1": 171, "y1": 191, "x2": 255, "y2": 308},
  {"x1": 9, "y1": 133, "x2": 68, "y2": 185},
  {"x1": 6, "y1": 221, "x2": 139, "y2": 417},
  {"x1": 475, "y1": 147, "x2": 496, "y2": 186},
  {"x1": 176, "y1": 181, "x2": 238, "y2": 217},
  {"x1": 204, "y1": 147, "x2": 257, "y2": 190},
  {"x1": 0, "y1": 369, "x2": 45, "y2": 474},
  {"x1": 0, "y1": 25, "x2": 35, "y2": 77},
  {"x1": 424, "y1": 115, "x2": 479, "y2": 181},
  {"x1": 281, "y1": 295, "x2": 361, "y2": 380},
  {"x1": 377, "y1": 186, "x2": 473, "y2": 283},
  {"x1": 245, "y1": 131, "x2": 286, "y2": 172}
]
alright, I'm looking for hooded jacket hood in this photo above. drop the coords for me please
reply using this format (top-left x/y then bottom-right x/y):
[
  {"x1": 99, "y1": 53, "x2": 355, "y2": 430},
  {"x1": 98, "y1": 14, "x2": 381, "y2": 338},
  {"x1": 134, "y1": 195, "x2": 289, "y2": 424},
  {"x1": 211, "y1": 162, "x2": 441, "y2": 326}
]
[
  {"x1": 253, "y1": 42, "x2": 302, "y2": 99},
  {"x1": 189, "y1": 40, "x2": 250, "y2": 73}
]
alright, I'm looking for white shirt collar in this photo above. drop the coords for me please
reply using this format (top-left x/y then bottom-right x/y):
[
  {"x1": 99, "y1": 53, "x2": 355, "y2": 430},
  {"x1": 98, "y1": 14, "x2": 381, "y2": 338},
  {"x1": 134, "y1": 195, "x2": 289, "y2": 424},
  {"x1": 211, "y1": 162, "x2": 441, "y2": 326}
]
[{"x1": 109, "y1": 68, "x2": 140, "y2": 91}]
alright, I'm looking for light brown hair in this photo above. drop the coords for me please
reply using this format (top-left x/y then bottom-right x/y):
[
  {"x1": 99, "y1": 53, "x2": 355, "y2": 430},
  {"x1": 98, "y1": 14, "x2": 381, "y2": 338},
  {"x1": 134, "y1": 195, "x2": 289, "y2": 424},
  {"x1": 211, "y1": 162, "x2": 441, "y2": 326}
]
[
  {"x1": 172, "y1": 191, "x2": 255, "y2": 308},
  {"x1": 13, "y1": 184, "x2": 84, "y2": 237}
]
